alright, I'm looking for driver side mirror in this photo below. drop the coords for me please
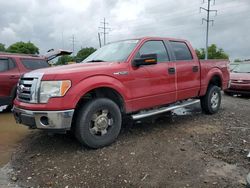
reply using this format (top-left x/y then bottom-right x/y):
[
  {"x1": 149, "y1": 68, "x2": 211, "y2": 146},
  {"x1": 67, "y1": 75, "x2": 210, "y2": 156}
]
[{"x1": 132, "y1": 54, "x2": 157, "y2": 67}]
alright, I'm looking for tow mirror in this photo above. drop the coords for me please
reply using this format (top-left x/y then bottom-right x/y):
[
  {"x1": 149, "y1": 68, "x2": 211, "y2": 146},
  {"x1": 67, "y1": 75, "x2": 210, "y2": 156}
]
[{"x1": 133, "y1": 54, "x2": 157, "y2": 67}]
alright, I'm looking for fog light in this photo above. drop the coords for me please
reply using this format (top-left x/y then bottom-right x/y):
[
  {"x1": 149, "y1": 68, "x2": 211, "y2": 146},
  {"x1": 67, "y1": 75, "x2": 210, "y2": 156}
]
[{"x1": 40, "y1": 116, "x2": 49, "y2": 126}]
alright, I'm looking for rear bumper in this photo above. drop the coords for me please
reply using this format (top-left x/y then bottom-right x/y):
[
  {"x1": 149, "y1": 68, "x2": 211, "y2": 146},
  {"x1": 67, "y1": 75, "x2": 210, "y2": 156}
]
[{"x1": 13, "y1": 106, "x2": 74, "y2": 130}]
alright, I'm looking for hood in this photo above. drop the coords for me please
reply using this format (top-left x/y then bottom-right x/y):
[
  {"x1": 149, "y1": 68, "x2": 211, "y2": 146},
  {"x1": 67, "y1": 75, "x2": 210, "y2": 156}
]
[
  {"x1": 230, "y1": 72, "x2": 250, "y2": 80},
  {"x1": 29, "y1": 61, "x2": 120, "y2": 80}
]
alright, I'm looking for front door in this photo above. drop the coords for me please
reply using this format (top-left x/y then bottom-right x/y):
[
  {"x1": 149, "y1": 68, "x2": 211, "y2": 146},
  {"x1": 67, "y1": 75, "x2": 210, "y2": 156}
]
[{"x1": 129, "y1": 40, "x2": 176, "y2": 111}]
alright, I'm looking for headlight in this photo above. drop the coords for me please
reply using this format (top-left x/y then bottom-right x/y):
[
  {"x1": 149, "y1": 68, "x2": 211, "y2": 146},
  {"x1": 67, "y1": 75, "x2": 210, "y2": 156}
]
[{"x1": 39, "y1": 80, "x2": 71, "y2": 103}]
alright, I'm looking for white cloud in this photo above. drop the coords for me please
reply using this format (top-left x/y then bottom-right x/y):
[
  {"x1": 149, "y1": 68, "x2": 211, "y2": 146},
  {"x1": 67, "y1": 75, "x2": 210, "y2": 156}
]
[{"x1": 0, "y1": 0, "x2": 249, "y2": 59}]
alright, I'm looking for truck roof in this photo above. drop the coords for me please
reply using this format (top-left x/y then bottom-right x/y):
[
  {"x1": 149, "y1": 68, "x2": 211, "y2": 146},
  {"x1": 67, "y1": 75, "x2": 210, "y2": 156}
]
[
  {"x1": 123, "y1": 36, "x2": 188, "y2": 42},
  {"x1": 0, "y1": 52, "x2": 44, "y2": 59}
]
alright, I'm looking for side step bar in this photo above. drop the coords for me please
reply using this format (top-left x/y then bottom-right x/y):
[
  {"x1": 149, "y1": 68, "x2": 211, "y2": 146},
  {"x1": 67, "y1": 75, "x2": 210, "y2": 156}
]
[{"x1": 132, "y1": 99, "x2": 200, "y2": 120}]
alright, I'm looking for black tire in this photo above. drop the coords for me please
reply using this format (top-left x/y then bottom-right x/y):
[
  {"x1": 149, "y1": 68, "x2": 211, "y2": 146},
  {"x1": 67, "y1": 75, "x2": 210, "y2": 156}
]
[
  {"x1": 2, "y1": 104, "x2": 12, "y2": 112},
  {"x1": 200, "y1": 85, "x2": 221, "y2": 114},
  {"x1": 75, "y1": 98, "x2": 122, "y2": 149}
]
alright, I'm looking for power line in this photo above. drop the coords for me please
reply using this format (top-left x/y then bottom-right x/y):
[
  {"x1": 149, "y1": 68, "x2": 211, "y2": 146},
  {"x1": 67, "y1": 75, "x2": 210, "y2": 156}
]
[
  {"x1": 200, "y1": 0, "x2": 218, "y2": 60},
  {"x1": 99, "y1": 18, "x2": 111, "y2": 45}
]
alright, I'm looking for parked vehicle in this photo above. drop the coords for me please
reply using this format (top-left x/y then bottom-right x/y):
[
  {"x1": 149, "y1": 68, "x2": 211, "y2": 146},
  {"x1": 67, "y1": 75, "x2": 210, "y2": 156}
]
[
  {"x1": 224, "y1": 61, "x2": 250, "y2": 96},
  {"x1": 13, "y1": 37, "x2": 230, "y2": 148},
  {"x1": 0, "y1": 50, "x2": 71, "y2": 110},
  {"x1": 247, "y1": 173, "x2": 250, "y2": 188},
  {"x1": 229, "y1": 62, "x2": 239, "y2": 71}
]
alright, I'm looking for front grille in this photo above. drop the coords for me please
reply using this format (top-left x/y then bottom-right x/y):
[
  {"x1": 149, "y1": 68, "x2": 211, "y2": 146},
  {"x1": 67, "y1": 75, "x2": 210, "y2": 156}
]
[
  {"x1": 17, "y1": 73, "x2": 43, "y2": 103},
  {"x1": 231, "y1": 80, "x2": 250, "y2": 84}
]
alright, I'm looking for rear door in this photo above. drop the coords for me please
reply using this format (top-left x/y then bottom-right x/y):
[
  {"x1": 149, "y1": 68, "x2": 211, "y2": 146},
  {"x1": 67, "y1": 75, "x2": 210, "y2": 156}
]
[
  {"x1": 0, "y1": 58, "x2": 20, "y2": 98},
  {"x1": 168, "y1": 41, "x2": 200, "y2": 100}
]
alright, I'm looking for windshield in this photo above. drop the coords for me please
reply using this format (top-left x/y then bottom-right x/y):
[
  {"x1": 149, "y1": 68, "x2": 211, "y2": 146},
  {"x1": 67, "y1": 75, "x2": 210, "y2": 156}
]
[
  {"x1": 82, "y1": 40, "x2": 139, "y2": 63},
  {"x1": 21, "y1": 59, "x2": 50, "y2": 70},
  {"x1": 232, "y1": 63, "x2": 250, "y2": 73}
]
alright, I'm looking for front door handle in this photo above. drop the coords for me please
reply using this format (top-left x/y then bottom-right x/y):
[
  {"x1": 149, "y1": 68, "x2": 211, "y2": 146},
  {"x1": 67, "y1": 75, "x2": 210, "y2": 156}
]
[
  {"x1": 192, "y1": 66, "x2": 199, "y2": 72},
  {"x1": 168, "y1": 67, "x2": 175, "y2": 74}
]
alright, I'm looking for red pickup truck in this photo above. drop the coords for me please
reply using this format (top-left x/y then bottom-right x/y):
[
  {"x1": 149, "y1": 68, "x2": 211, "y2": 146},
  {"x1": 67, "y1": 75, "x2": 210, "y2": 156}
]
[
  {"x1": 0, "y1": 50, "x2": 71, "y2": 110},
  {"x1": 13, "y1": 37, "x2": 230, "y2": 148}
]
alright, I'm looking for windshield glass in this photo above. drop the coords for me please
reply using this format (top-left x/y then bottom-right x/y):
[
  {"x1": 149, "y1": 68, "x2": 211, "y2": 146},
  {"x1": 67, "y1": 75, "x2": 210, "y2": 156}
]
[
  {"x1": 21, "y1": 59, "x2": 49, "y2": 70},
  {"x1": 232, "y1": 63, "x2": 250, "y2": 73},
  {"x1": 82, "y1": 40, "x2": 139, "y2": 63}
]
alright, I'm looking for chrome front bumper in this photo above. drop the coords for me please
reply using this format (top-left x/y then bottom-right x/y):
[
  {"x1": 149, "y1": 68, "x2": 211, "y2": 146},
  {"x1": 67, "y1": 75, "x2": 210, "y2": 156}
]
[{"x1": 13, "y1": 106, "x2": 74, "y2": 130}]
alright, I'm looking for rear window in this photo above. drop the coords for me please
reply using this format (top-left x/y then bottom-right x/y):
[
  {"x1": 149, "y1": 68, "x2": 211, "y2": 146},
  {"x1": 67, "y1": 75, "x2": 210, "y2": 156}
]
[
  {"x1": 170, "y1": 41, "x2": 193, "y2": 61},
  {"x1": 0, "y1": 59, "x2": 9, "y2": 72},
  {"x1": 21, "y1": 59, "x2": 49, "y2": 70},
  {"x1": 0, "y1": 58, "x2": 16, "y2": 72}
]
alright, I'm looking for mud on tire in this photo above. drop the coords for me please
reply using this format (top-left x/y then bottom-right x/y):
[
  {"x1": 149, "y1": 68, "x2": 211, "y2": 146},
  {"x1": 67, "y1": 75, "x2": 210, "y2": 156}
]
[
  {"x1": 200, "y1": 85, "x2": 221, "y2": 114},
  {"x1": 74, "y1": 98, "x2": 122, "y2": 149}
]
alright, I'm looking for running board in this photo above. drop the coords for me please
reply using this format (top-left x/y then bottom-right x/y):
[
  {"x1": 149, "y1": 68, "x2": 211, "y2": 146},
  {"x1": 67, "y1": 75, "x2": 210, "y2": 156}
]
[{"x1": 131, "y1": 99, "x2": 200, "y2": 120}]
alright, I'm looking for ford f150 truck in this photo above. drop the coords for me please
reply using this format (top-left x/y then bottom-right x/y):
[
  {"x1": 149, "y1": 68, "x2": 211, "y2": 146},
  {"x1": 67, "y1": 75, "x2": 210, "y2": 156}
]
[{"x1": 13, "y1": 37, "x2": 230, "y2": 148}]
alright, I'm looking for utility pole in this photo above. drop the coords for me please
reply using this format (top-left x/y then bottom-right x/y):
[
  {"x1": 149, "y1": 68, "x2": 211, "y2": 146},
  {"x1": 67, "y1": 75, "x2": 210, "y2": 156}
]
[
  {"x1": 98, "y1": 32, "x2": 102, "y2": 48},
  {"x1": 99, "y1": 18, "x2": 111, "y2": 45},
  {"x1": 70, "y1": 35, "x2": 77, "y2": 55},
  {"x1": 200, "y1": 0, "x2": 217, "y2": 60}
]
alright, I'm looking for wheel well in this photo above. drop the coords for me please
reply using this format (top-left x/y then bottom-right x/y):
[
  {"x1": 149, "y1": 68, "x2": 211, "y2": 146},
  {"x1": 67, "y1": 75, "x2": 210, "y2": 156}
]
[
  {"x1": 75, "y1": 87, "x2": 125, "y2": 113},
  {"x1": 209, "y1": 75, "x2": 222, "y2": 88}
]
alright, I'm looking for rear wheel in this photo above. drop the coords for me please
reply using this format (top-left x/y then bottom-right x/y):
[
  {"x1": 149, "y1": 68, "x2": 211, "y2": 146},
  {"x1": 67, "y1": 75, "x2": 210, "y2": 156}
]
[
  {"x1": 201, "y1": 85, "x2": 221, "y2": 114},
  {"x1": 75, "y1": 98, "x2": 122, "y2": 149}
]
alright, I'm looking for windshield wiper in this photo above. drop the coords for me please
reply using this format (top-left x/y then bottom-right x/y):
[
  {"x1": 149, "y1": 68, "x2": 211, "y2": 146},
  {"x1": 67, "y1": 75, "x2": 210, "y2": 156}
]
[{"x1": 87, "y1": 59, "x2": 106, "y2": 62}]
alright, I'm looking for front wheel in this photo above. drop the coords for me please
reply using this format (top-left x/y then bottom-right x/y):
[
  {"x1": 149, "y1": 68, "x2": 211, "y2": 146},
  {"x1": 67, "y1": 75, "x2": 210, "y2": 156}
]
[
  {"x1": 200, "y1": 85, "x2": 221, "y2": 114},
  {"x1": 74, "y1": 98, "x2": 122, "y2": 149}
]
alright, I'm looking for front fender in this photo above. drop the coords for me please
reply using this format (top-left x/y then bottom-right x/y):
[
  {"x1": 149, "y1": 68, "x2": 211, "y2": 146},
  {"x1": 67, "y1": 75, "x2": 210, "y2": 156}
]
[{"x1": 70, "y1": 75, "x2": 130, "y2": 107}]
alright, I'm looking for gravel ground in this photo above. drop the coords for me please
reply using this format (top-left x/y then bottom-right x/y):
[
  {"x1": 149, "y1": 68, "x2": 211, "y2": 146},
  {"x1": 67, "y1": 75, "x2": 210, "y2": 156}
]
[{"x1": 6, "y1": 95, "x2": 250, "y2": 187}]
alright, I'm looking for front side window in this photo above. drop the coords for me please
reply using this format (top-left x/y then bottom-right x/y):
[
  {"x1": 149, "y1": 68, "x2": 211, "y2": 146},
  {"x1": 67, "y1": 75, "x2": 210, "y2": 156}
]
[
  {"x1": 21, "y1": 59, "x2": 49, "y2": 70},
  {"x1": 82, "y1": 40, "x2": 139, "y2": 63},
  {"x1": 170, "y1": 41, "x2": 193, "y2": 61},
  {"x1": 137, "y1": 41, "x2": 169, "y2": 62},
  {"x1": 0, "y1": 59, "x2": 15, "y2": 72}
]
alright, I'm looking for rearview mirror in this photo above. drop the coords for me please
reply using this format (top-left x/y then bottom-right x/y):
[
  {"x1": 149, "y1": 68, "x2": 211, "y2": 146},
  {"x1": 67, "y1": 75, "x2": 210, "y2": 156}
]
[{"x1": 133, "y1": 54, "x2": 157, "y2": 67}]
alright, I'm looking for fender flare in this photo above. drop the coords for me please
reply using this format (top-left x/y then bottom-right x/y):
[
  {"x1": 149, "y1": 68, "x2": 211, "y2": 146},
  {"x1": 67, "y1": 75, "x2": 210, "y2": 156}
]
[
  {"x1": 69, "y1": 75, "x2": 130, "y2": 107},
  {"x1": 200, "y1": 68, "x2": 223, "y2": 96}
]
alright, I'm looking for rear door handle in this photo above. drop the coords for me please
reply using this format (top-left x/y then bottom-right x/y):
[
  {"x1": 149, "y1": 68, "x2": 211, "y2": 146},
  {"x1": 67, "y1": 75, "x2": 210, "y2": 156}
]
[
  {"x1": 168, "y1": 67, "x2": 175, "y2": 74},
  {"x1": 192, "y1": 66, "x2": 199, "y2": 72}
]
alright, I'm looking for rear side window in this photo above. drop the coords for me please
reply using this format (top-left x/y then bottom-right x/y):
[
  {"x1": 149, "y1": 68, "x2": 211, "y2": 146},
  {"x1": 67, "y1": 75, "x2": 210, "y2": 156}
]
[
  {"x1": 0, "y1": 58, "x2": 16, "y2": 72},
  {"x1": 170, "y1": 41, "x2": 193, "y2": 61},
  {"x1": 137, "y1": 41, "x2": 169, "y2": 62},
  {"x1": 21, "y1": 59, "x2": 49, "y2": 70}
]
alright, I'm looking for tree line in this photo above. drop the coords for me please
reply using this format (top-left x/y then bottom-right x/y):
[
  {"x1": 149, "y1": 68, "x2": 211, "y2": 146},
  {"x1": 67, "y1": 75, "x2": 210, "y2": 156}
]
[
  {"x1": 1, "y1": 41, "x2": 234, "y2": 64},
  {"x1": 0, "y1": 41, "x2": 96, "y2": 65}
]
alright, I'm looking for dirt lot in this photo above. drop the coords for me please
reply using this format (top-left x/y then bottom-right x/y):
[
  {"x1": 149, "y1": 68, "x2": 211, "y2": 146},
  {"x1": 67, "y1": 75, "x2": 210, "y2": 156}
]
[{"x1": 1, "y1": 95, "x2": 250, "y2": 187}]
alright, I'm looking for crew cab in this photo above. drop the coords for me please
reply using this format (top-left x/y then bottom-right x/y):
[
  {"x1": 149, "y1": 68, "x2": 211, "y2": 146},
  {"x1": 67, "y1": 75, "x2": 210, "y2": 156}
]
[
  {"x1": 13, "y1": 37, "x2": 230, "y2": 148},
  {"x1": 0, "y1": 50, "x2": 71, "y2": 110}
]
